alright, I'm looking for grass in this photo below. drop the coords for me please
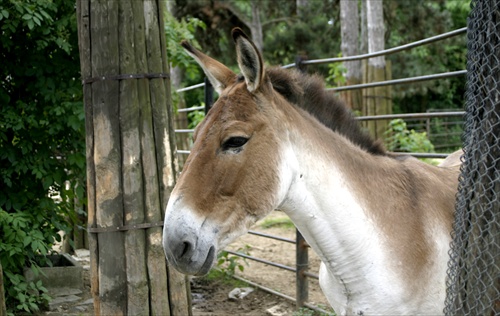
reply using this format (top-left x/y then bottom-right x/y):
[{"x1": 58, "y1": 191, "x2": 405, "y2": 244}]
[
  {"x1": 259, "y1": 216, "x2": 295, "y2": 229},
  {"x1": 203, "y1": 268, "x2": 249, "y2": 287},
  {"x1": 293, "y1": 306, "x2": 336, "y2": 316}
]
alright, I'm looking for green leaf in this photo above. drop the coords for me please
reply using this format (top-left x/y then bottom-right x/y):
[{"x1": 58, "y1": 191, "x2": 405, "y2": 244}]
[
  {"x1": 27, "y1": 19, "x2": 34, "y2": 30},
  {"x1": 33, "y1": 12, "x2": 43, "y2": 21},
  {"x1": 22, "y1": 13, "x2": 32, "y2": 20},
  {"x1": 33, "y1": 16, "x2": 41, "y2": 26},
  {"x1": 2, "y1": 9, "x2": 9, "y2": 19},
  {"x1": 42, "y1": 175, "x2": 53, "y2": 190},
  {"x1": 31, "y1": 240, "x2": 39, "y2": 253},
  {"x1": 39, "y1": 9, "x2": 51, "y2": 20},
  {"x1": 23, "y1": 236, "x2": 31, "y2": 247},
  {"x1": 17, "y1": 293, "x2": 26, "y2": 303}
]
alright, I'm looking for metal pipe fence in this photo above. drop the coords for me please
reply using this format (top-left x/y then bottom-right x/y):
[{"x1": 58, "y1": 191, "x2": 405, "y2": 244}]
[
  {"x1": 328, "y1": 70, "x2": 466, "y2": 92},
  {"x1": 282, "y1": 27, "x2": 467, "y2": 68},
  {"x1": 173, "y1": 27, "x2": 467, "y2": 313}
]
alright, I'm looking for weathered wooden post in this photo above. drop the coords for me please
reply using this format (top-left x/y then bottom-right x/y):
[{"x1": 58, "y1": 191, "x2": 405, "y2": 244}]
[
  {"x1": 362, "y1": 0, "x2": 392, "y2": 140},
  {"x1": 76, "y1": 1, "x2": 190, "y2": 314}
]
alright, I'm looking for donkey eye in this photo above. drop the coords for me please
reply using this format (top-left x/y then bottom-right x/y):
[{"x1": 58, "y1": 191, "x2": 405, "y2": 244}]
[{"x1": 222, "y1": 136, "x2": 248, "y2": 150}]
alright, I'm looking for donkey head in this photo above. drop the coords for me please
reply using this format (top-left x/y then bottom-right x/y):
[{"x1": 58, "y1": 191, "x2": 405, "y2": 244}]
[{"x1": 163, "y1": 28, "x2": 293, "y2": 275}]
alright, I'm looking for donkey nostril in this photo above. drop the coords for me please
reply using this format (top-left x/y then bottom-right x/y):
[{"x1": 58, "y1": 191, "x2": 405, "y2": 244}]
[
  {"x1": 175, "y1": 240, "x2": 193, "y2": 260},
  {"x1": 181, "y1": 241, "x2": 191, "y2": 257}
]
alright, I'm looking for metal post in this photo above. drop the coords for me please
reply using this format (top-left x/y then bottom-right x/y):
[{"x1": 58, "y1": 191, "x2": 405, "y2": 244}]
[
  {"x1": 296, "y1": 229, "x2": 309, "y2": 309},
  {"x1": 295, "y1": 55, "x2": 307, "y2": 73},
  {"x1": 295, "y1": 56, "x2": 309, "y2": 310},
  {"x1": 204, "y1": 77, "x2": 214, "y2": 114}
]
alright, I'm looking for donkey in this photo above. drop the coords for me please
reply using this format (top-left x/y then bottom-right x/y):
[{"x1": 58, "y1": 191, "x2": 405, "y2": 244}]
[{"x1": 163, "y1": 28, "x2": 460, "y2": 315}]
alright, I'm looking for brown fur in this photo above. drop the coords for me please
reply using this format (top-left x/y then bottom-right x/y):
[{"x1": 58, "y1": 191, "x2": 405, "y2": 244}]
[
  {"x1": 168, "y1": 29, "x2": 461, "y2": 311},
  {"x1": 179, "y1": 81, "x2": 283, "y2": 231},
  {"x1": 264, "y1": 67, "x2": 459, "y2": 286},
  {"x1": 269, "y1": 88, "x2": 459, "y2": 291},
  {"x1": 267, "y1": 67, "x2": 387, "y2": 156}
]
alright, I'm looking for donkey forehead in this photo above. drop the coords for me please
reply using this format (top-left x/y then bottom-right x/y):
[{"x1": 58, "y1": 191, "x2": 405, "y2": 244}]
[{"x1": 195, "y1": 81, "x2": 268, "y2": 137}]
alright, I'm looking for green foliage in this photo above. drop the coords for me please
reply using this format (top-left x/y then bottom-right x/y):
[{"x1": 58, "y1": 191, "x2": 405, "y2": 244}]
[
  {"x1": 4, "y1": 269, "x2": 51, "y2": 314},
  {"x1": 164, "y1": 10, "x2": 208, "y2": 113},
  {"x1": 259, "y1": 217, "x2": 295, "y2": 230},
  {"x1": 325, "y1": 55, "x2": 347, "y2": 88},
  {"x1": 263, "y1": 2, "x2": 340, "y2": 74},
  {"x1": 385, "y1": 0, "x2": 469, "y2": 114},
  {"x1": 204, "y1": 269, "x2": 249, "y2": 288},
  {"x1": 0, "y1": 0, "x2": 85, "y2": 313},
  {"x1": 384, "y1": 119, "x2": 435, "y2": 153},
  {"x1": 164, "y1": 11, "x2": 206, "y2": 81},
  {"x1": 187, "y1": 106, "x2": 206, "y2": 129},
  {"x1": 216, "y1": 245, "x2": 251, "y2": 278},
  {"x1": 172, "y1": 0, "x2": 468, "y2": 124},
  {"x1": 0, "y1": 210, "x2": 55, "y2": 314},
  {"x1": 293, "y1": 306, "x2": 335, "y2": 316}
]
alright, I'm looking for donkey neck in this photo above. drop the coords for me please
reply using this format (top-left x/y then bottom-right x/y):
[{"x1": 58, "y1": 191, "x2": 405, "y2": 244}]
[
  {"x1": 275, "y1": 105, "x2": 452, "y2": 314},
  {"x1": 278, "y1": 115, "x2": 391, "y2": 311}
]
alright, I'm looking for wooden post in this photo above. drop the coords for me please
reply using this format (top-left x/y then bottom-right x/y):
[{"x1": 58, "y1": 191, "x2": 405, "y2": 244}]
[
  {"x1": 77, "y1": 1, "x2": 190, "y2": 315},
  {"x1": 340, "y1": 77, "x2": 363, "y2": 112},
  {"x1": 362, "y1": 60, "x2": 392, "y2": 140},
  {"x1": 363, "y1": 0, "x2": 392, "y2": 140},
  {"x1": 76, "y1": 1, "x2": 100, "y2": 314}
]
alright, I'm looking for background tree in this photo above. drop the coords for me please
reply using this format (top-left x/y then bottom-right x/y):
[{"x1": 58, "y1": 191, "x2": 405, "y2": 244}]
[
  {"x1": 363, "y1": 0, "x2": 391, "y2": 139},
  {"x1": 385, "y1": 0, "x2": 469, "y2": 113},
  {"x1": 0, "y1": 0, "x2": 85, "y2": 313},
  {"x1": 340, "y1": 0, "x2": 362, "y2": 111},
  {"x1": 169, "y1": 0, "x2": 468, "y2": 152}
]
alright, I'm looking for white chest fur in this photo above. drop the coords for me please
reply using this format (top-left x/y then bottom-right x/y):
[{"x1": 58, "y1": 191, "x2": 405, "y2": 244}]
[{"x1": 276, "y1": 145, "x2": 445, "y2": 315}]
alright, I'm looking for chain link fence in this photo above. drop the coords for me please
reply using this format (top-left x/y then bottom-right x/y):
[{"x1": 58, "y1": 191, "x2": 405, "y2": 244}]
[{"x1": 444, "y1": 0, "x2": 500, "y2": 314}]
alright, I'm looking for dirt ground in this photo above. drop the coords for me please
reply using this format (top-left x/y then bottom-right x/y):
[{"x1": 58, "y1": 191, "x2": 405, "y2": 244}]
[
  {"x1": 41, "y1": 211, "x2": 333, "y2": 316},
  {"x1": 224, "y1": 212, "x2": 331, "y2": 310},
  {"x1": 192, "y1": 211, "x2": 333, "y2": 316}
]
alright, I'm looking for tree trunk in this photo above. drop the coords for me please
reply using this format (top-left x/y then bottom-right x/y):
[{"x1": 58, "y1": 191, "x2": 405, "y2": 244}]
[
  {"x1": 224, "y1": 1, "x2": 263, "y2": 53},
  {"x1": 340, "y1": 0, "x2": 362, "y2": 111},
  {"x1": 296, "y1": 0, "x2": 308, "y2": 16},
  {"x1": 366, "y1": 0, "x2": 385, "y2": 68},
  {"x1": 250, "y1": 1, "x2": 264, "y2": 53},
  {"x1": 360, "y1": 0, "x2": 368, "y2": 54},
  {"x1": 363, "y1": 0, "x2": 391, "y2": 140},
  {"x1": 76, "y1": 1, "x2": 190, "y2": 314}
]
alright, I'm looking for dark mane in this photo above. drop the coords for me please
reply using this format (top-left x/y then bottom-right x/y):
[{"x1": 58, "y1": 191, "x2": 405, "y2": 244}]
[{"x1": 267, "y1": 67, "x2": 386, "y2": 156}]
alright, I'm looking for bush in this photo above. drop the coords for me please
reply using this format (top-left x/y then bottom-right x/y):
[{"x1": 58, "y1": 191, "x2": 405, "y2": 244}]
[
  {"x1": 384, "y1": 119, "x2": 435, "y2": 153},
  {"x1": 0, "y1": 0, "x2": 85, "y2": 313}
]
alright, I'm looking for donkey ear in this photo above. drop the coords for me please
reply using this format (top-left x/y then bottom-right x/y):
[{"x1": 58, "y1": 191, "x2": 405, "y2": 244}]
[
  {"x1": 232, "y1": 28, "x2": 264, "y2": 92},
  {"x1": 181, "y1": 40, "x2": 235, "y2": 94}
]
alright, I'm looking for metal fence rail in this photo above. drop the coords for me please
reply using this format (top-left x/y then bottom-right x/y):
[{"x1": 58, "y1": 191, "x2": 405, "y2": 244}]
[
  {"x1": 328, "y1": 70, "x2": 466, "y2": 92},
  {"x1": 174, "y1": 26, "x2": 467, "y2": 313},
  {"x1": 283, "y1": 27, "x2": 467, "y2": 68}
]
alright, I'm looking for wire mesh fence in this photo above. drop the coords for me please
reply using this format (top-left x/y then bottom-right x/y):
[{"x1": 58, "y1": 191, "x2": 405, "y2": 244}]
[{"x1": 444, "y1": 0, "x2": 500, "y2": 314}]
